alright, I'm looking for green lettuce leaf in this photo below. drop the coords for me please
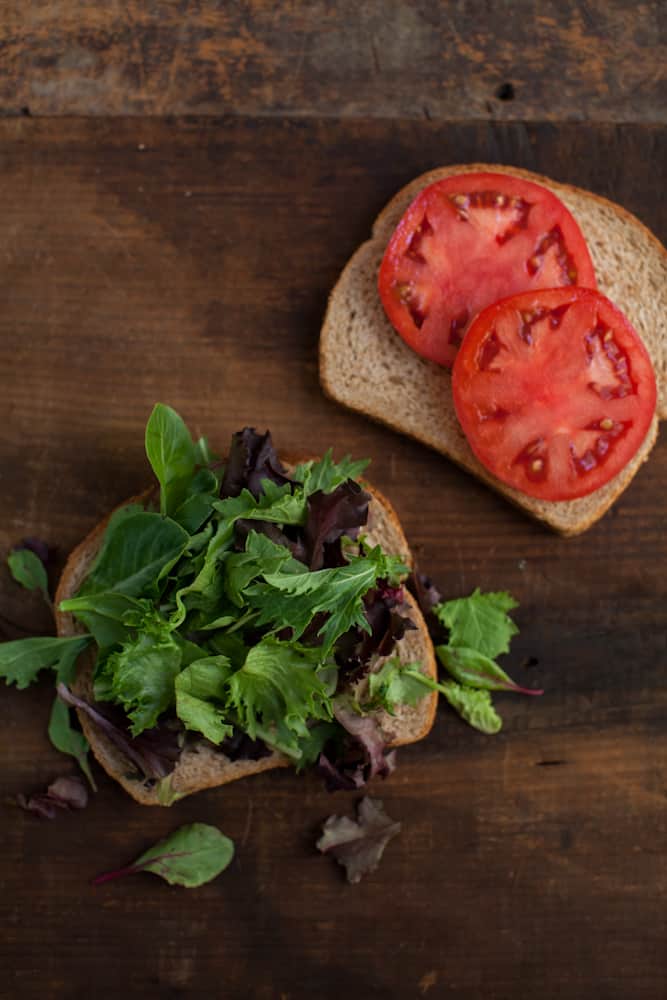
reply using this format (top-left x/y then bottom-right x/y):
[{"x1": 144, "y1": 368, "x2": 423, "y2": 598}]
[
  {"x1": 227, "y1": 638, "x2": 333, "y2": 744},
  {"x1": 175, "y1": 655, "x2": 234, "y2": 744},
  {"x1": 99, "y1": 631, "x2": 182, "y2": 735},
  {"x1": 366, "y1": 658, "x2": 431, "y2": 715},
  {"x1": 439, "y1": 680, "x2": 502, "y2": 734}
]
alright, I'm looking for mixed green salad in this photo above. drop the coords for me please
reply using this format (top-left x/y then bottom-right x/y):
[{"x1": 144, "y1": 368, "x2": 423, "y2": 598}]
[{"x1": 1, "y1": 405, "x2": 540, "y2": 798}]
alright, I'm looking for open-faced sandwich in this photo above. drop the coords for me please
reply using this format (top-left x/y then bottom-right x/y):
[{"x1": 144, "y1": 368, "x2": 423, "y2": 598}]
[
  {"x1": 320, "y1": 164, "x2": 666, "y2": 534},
  {"x1": 8, "y1": 405, "x2": 439, "y2": 805}
]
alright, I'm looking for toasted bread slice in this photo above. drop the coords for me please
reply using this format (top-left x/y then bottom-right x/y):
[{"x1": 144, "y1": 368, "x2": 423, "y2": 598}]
[
  {"x1": 320, "y1": 163, "x2": 665, "y2": 536},
  {"x1": 55, "y1": 469, "x2": 438, "y2": 806}
]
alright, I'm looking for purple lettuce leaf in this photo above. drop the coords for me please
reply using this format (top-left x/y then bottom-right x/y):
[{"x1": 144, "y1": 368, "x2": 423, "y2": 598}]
[
  {"x1": 316, "y1": 796, "x2": 402, "y2": 884},
  {"x1": 57, "y1": 684, "x2": 182, "y2": 780},
  {"x1": 335, "y1": 583, "x2": 415, "y2": 683},
  {"x1": 318, "y1": 702, "x2": 397, "y2": 791},
  {"x1": 408, "y1": 570, "x2": 443, "y2": 618},
  {"x1": 304, "y1": 481, "x2": 370, "y2": 571},
  {"x1": 17, "y1": 774, "x2": 88, "y2": 820},
  {"x1": 220, "y1": 428, "x2": 290, "y2": 499}
]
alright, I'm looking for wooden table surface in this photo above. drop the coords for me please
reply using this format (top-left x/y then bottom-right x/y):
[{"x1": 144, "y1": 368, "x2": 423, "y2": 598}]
[{"x1": 1, "y1": 5, "x2": 665, "y2": 999}]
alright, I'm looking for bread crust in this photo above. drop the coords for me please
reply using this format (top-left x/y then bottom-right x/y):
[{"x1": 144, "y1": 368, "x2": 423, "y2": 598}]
[
  {"x1": 320, "y1": 163, "x2": 664, "y2": 535},
  {"x1": 55, "y1": 466, "x2": 438, "y2": 805}
]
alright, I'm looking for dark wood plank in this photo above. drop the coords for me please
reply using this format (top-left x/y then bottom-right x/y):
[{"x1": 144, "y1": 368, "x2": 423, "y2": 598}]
[
  {"x1": 3, "y1": 1, "x2": 666, "y2": 122},
  {"x1": 1, "y1": 117, "x2": 666, "y2": 999}
]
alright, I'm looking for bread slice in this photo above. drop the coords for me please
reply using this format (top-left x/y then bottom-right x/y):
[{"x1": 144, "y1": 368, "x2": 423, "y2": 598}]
[
  {"x1": 55, "y1": 469, "x2": 438, "y2": 806},
  {"x1": 320, "y1": 163, "x2": 666, "y2": 535}
]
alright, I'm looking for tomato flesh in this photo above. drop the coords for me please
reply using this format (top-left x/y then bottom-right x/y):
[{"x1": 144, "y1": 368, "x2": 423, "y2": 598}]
[
  {"x1": 378, "y1": 173, "x2": 597, "y2": 367},
  {"x1": 451, "y1": 288, "x2": 657, "y2": 501}
]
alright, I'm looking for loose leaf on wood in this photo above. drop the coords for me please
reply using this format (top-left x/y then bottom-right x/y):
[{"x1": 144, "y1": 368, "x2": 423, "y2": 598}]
[
  {"x1": 7, "y1": 548, "x2": 49, "y2": 600},
  {"x1": 439, "y1": 680, "x2": 502, "y2": 734},
  {"x1": 317, "y1": 797, "x2": 401, "y2": 884},
  {"x1": 17, "y1": 775, "x2": 89, "y2": 820},
  {"x1": 93, "y1": 823, "x2": 235, "y2": 888},
  {"x1": 436, "y1": 645, "x2": 543, "y2": 696},
  {"x1": 434, "y1": 589, "x2": 519, "y2": 659},
  {"x1": 0, "y1": 635, "x2": 91, "y2": 689}
]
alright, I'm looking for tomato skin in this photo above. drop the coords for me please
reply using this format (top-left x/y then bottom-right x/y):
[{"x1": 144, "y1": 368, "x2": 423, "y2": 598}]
[
  {"x1": 378, "y1": 172, "x2": 597, "y2": 367},
  {"x1": 451, "y1": 288, "x2": 657, "y2": 502}
]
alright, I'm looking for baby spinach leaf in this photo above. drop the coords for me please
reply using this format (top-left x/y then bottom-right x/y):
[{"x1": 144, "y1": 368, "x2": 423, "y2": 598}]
[
  {"x1": 175, "y1": 656, "x2": 234, "y2": 744},
  {"x1": 145, "y1": 403, "x2": 199, "y2": 516},
  {"x1": 93, "y1": 823, "x2": 235, "y2": 888},
  {"x1": 78, "y1": 512, "x2": 189, "y2": 599},
  {"x1": 0, "y1": 635, "x2": 91, "y2": 689},
  {"x1": 7, "y1": 548, "x2": 49, "y2": 601},
  {"x1": 434, "y1": 589, "x2": 519, "y2": 659},
  {"x1": 436, "y1": 645, "x2": 543, "y2": 696}
]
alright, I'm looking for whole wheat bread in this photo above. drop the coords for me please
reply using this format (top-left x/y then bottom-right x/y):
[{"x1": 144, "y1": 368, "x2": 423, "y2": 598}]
[
  {"x1": 55, "y1": 470, "x2": 438, "y2": 806},
  {"x1": 320, "y1": 163, "x2": 666, "y2": 535}
]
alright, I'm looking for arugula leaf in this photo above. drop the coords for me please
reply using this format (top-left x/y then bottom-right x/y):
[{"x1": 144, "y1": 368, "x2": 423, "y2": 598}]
[
  {"x1": 434, "y1": 589, "x2": 519, "y2": 659},
  {"x1": 247, "y1": 545, "x2": 407, "y2": 655},
  {"x1": 145, "y1": 403, "x2": 199, "y2": 516},
  {"x1": 7, "y1": 549, "x2": 49, "y2": 601},
  {"x1": 439, "y1": 680, "x2": 502, "y2": 735},
  {"x1": 78, "y1": 512, "x2": 189, "y2": 599},
  {"x1": 0, "y1": 635, "x2": 91, "y2": 689},
  {"x1": 365, "y1": 658, "x2": 431, "y2": 715},
  {"x1": 293, "y1": 450, "x2": 370, "y2": 497},
  {"x1": 224, "y1": 532, "x2": 304, "y2": 607},
  {"x1": 175, "y1": 656, "x2": 234, "y2": 744},
  {"x1": 100, "y1": 631, "x2": 182, "y2": 735},
  {"x1": 228, "y1": 638, "x2": 333, "y2": 745},
  {"x1": 436, "y1": 645, "x2": 542, "y2": 696},
  {"x1": 93, "y1": 823, "x2": 235, "y2": 888}
]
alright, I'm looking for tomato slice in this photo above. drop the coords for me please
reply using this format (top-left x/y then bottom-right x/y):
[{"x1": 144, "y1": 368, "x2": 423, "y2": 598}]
[
  {"x1": 378, "y1": 172, "x2": 597, "y2": 367},
  {"x1": 451, "y1": 288, "x2": 657, "y2": 501}
]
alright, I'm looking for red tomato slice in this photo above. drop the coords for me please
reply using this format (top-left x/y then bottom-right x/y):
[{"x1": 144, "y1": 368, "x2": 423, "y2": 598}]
[
  {"x1": 451, "y1": 288, "x2": 656, "y2": 501},
  {"x1": 378, "y1": 172, "x2": 597, "y2": 367}
]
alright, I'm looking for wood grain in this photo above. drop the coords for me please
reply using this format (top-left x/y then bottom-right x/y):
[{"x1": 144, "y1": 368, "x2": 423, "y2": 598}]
[
  {"x1": 2, "y1": 1, "x2": 665, "y2": 122},
  {"x1": 1, "y1": 117, "x2": 666, "y2": 998}
]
